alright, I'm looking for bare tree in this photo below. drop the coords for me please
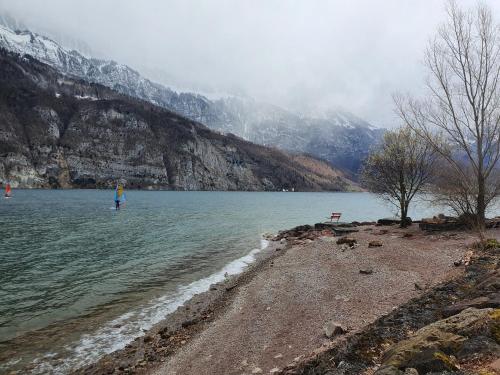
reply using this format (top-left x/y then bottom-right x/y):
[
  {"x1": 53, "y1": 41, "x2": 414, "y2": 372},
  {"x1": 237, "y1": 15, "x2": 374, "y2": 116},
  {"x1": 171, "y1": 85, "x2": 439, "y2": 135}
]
[
  {"x1": 361, "y1": 126, "x2": 438, "y2": 227},
  {"x1": 394, "y1": 0, "x2": 500, "y2": 227}
]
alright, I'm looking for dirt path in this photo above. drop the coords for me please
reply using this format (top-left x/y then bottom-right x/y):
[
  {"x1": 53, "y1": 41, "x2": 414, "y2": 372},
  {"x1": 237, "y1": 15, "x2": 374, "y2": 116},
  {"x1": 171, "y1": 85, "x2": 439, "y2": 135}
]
[{"x1": 151, "y1": 226, "x2": 476, "y2": 375}]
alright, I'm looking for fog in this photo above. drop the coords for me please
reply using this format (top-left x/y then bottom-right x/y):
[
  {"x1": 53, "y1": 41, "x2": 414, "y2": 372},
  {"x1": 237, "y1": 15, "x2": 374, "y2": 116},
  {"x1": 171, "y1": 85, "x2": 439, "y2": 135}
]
[{"x1": 1, "y1": 0, "x2": 498, "y2": 127}]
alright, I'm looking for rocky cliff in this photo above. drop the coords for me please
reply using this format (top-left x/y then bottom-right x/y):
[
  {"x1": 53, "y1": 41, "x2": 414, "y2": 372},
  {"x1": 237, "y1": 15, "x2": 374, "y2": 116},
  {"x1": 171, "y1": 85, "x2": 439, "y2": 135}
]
[{"x1": 0, "y1": 49, "x2": 356, "y2": 191}]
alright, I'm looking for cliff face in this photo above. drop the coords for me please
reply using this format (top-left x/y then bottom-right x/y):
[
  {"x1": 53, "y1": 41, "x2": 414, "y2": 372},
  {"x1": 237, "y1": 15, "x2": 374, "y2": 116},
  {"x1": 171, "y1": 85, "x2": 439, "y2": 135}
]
[{"x1": 0, "y1": 50, "x2": 355, "y2": 191}]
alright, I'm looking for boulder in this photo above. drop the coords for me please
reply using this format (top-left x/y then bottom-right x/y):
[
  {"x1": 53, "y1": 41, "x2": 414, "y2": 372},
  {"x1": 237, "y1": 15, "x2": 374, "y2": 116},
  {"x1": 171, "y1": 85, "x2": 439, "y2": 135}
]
[
  {"x1": 369, "y1": 240, "x2": 383, "y2": 248},
  {"x1": 375, "y1": 308, "x2": 500, "y2": 375},
  {"x1": 324, "y1": 321, "x2": 347, "y2": 338}
]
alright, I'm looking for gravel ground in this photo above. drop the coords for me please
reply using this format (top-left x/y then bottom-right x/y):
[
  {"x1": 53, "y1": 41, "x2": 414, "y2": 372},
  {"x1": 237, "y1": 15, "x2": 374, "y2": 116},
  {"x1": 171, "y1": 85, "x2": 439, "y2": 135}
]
[{"x1": 151, "y1": 225, "x2": 477, "y2": 375}]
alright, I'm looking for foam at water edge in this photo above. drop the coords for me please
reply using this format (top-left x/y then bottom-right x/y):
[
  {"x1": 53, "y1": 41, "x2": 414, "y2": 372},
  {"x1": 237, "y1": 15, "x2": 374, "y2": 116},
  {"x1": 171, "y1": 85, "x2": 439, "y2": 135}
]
[{"x1": 31, "y1": 236, "x2": 271, "y2": 374}]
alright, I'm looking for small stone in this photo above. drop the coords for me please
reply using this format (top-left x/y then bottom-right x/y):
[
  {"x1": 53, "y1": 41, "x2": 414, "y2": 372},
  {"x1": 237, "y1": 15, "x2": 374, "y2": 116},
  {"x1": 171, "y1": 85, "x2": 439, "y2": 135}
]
[
  {"x1": 241, "y1": 359, "x2": 248, "y2": 366},
  {"x1": 252, "y1": 367, "x2": 263, "y2": 374},
  {"x1": 324, "y1": 321, "x2": 346, "y2": 338},
  {"x1": 270, "y1": 368, "x2": 280, "y2": 373},
  {"x1": 274, "y1": 353, "x2": 283, "y2": 359},
  {"x1": 404, "y1": 368, "x2": 419, "y2": 375},
  {"x1": 414, "y1": 283, "x2": 423, "y2": 290},
  {"x1": 368, "y1": 240, "x2": 383, "y2": 247},
  {"x1": 359, "y1": 268, "x2": 373, "y2": 275},
  {"x1": 336, "y1": 237, "x2": 357, "y2": 246},
  {"x1": 266, "y1": 306, "x2": 271, "y2": 311},
  {"x1": 453, "y1": 260, "x2": 462, "y2": 267},
  {"x1": 180, "y1": 340, "x2": 186, "y2": 345}
]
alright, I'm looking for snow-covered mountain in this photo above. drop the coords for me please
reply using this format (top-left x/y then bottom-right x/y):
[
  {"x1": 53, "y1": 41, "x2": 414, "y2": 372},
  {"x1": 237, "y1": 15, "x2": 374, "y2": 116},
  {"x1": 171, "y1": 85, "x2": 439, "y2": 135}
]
[{"x1": 0, "y1": 23, "x2": 383, "y2": 173}]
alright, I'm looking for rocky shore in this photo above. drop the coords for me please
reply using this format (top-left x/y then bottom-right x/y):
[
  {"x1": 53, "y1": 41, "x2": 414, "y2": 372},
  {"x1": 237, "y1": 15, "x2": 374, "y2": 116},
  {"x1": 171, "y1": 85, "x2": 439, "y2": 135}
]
[{"x1": 75, "y1": 221, "x2": 499, "y2": 375}]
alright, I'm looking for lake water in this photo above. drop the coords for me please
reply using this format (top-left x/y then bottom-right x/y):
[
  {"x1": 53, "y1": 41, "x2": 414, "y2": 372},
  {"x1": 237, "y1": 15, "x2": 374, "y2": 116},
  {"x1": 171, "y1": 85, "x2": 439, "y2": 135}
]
[{"x1": 0, "y1": 190, "x2": 438, "y2": 373}]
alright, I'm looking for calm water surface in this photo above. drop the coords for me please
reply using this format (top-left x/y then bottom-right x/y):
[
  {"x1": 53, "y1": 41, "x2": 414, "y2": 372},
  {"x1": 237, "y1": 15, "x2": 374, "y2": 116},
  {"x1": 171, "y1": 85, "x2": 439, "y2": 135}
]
[{"x1": 0, "y1": 190, "x2": 437, "y2": 373}]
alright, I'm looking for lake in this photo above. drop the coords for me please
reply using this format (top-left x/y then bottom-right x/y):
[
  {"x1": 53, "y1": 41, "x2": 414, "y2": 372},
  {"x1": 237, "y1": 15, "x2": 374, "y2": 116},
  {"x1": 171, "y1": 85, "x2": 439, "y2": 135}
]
[{"x1": 0, "y1": 190, "x2": 438, "y2": 373}]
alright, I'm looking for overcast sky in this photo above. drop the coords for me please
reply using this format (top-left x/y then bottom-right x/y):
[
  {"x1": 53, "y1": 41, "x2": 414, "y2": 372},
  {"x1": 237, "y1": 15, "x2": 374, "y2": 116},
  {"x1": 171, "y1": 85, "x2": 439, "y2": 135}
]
[{"x1": 1, "y1": 0, "x2": 499, "y2": 127}]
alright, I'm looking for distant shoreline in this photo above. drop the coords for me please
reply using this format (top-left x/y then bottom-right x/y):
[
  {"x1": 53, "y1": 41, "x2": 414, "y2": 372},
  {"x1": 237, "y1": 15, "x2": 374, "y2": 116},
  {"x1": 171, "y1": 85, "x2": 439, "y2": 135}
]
[{"x1": 0, "y1": 187, "x2": 366, "y2": 193}]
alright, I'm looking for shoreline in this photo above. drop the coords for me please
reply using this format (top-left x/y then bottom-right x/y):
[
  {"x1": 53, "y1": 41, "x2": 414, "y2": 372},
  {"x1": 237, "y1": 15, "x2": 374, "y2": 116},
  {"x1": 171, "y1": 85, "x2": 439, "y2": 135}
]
[
  {"x1": 73, "y1": 237, "x2": 289, "y2": 374},
  {"x1": 73, "y1": 221, "x2": 499, "y2": 375}
]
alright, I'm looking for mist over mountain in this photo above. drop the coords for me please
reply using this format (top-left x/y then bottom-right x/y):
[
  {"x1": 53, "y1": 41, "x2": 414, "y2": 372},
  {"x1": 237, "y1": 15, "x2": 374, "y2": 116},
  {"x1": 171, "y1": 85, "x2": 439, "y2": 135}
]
[{"x1": 0, "y1": 22, "x2": 383, "y2": 175}]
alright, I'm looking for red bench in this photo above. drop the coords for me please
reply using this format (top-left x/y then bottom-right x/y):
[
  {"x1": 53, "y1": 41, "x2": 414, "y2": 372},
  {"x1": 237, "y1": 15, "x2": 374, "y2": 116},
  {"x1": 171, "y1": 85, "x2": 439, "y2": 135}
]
[{"x1": 330, "y1": 212, "x2": 342, "y2": 222}]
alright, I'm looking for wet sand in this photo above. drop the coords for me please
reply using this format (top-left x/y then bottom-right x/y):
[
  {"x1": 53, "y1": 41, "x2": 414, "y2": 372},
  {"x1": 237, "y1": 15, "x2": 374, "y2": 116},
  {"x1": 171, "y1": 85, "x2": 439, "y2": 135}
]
[{"x1": 77, "y1": 223, "x2": 495, "y2": 375}]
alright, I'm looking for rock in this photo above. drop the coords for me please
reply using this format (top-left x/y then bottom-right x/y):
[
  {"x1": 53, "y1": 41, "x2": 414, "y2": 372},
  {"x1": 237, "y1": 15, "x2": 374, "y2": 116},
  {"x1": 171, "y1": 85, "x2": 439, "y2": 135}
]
[
  {"x1": 441, "y1": 292, "x2": 500, "y2": 317},
  {"x1": 403, "y1": 368, "x2": 419, "y2": 375},
  {"x1": 377, "y1": 217, "x2": 412, "y2": 226},
  {"x1": 315, "y1": 222, "x2": 338, "y2": 230},
  {"x1": 251, "y1": 367, "x2": 263, "y2": 374},
  {"x1": 360, "y1": 269, "x2": 374, "y2": 275},
  {"x1": 324, "y1": 321, "x2": 347, "y2": 338},
  {"x1": 453, "y1": 259, "x2": 462, "y2": 267},
  {"x1": 340, "y1": 244, "x2": 351, "y2": 252},
  {"x1": 336, "y1": 237, "x2": 357, "y2": 246},
  {"x1": 376, "y1": 308, "x2": 500, "y2": 374},
  {"x1": 269, "y1": 368, "x2": 280, "y2": 373},
  {"x1": 375, "y1": 366, "x2": 403, "y2": 375},
  {"x1": 369, "y1": 240, "x2": 383, "y2": 247},
  {"x1": 476, "y1": 269, "x2": 500, "y2": 291},
  {"x1": 320, "y1": 236, "x2": 337, "y2": 243},
  {"x1": 456, "y1": 335, "x2": 499, "y2": 358}
]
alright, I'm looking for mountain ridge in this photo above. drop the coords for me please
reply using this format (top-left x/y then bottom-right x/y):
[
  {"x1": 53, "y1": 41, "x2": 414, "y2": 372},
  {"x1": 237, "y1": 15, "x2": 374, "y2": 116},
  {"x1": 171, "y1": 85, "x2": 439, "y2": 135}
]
[
  {"x1": 0, "y1": 48, "x2": 358, "y2": 191},
  {"x1": 0, "y1": 23, "x2": 383, "y2": 174}
]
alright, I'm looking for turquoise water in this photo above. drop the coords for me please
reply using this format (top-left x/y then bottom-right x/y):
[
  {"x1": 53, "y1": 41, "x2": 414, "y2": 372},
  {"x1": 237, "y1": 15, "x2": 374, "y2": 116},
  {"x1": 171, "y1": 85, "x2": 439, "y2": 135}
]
[{"x1": 0, "y1": 190, "x2": 437, "y2": 373}]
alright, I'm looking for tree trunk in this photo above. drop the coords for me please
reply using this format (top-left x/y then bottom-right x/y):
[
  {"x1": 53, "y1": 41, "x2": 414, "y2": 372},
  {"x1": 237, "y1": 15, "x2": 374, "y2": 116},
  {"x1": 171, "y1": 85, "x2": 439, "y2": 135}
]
[
  {"x1": 400, "y1": 199, "x2": 409, "y2": 228},
  {"x1": 477, "y1": 174, "x2": 486, "y2": 228}
]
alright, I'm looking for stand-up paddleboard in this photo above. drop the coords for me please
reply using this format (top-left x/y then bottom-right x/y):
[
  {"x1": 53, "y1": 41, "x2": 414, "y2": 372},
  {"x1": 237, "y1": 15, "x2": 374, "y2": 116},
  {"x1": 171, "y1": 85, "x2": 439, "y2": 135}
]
[{"x1": 4, "y1": 183, "x2": 12, "y2": 199}]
